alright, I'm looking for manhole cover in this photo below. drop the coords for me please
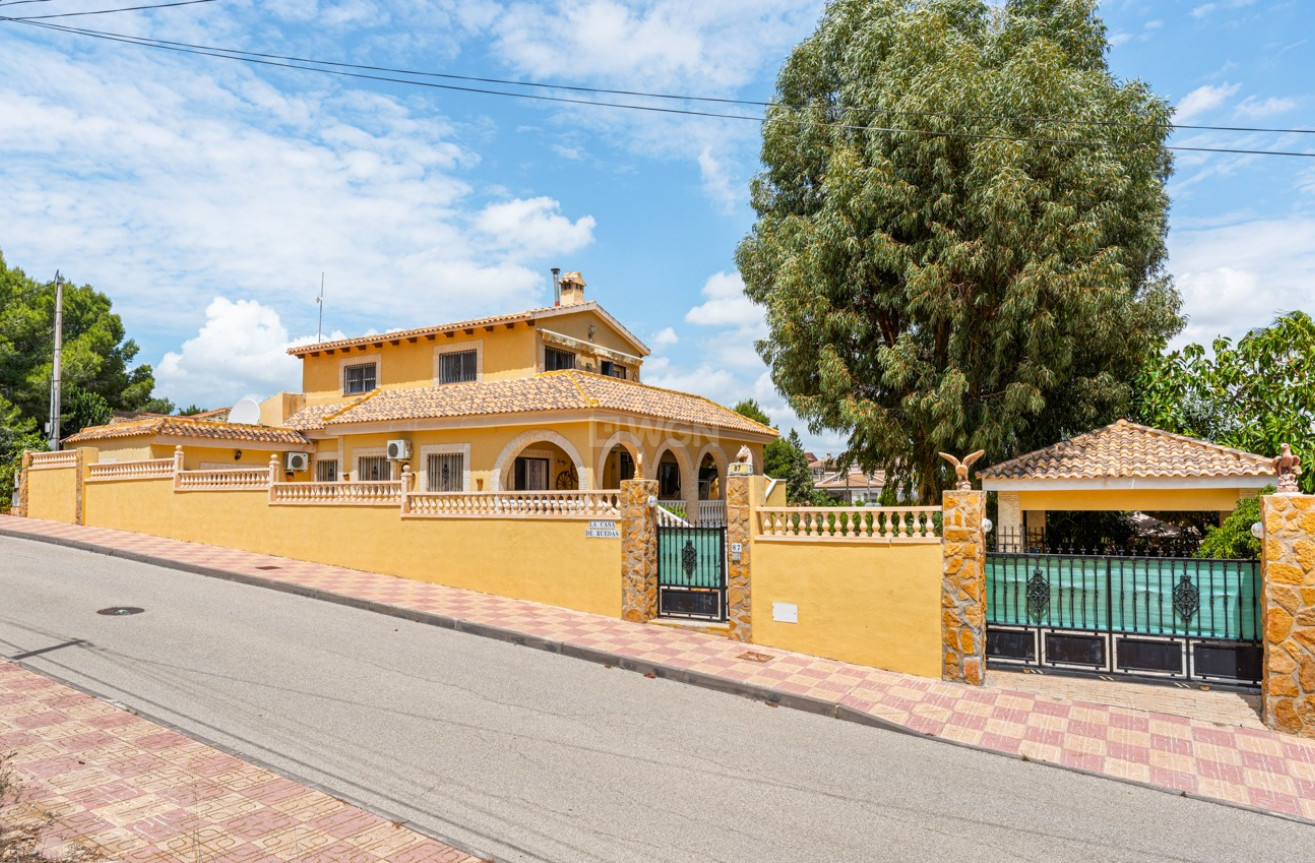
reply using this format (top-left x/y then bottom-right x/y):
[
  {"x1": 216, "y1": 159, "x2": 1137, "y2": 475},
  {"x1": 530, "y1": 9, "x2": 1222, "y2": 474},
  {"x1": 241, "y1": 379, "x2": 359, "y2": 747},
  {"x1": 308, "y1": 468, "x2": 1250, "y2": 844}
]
[{"x1": 97, "y1": 607, "x2": 145, "y2": 616}]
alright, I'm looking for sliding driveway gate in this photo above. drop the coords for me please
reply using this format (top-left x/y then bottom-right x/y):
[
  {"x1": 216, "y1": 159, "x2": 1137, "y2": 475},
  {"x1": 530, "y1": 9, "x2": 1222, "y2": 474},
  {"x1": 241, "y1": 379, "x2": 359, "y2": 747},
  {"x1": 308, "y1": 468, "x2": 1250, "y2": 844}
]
[
  {"x1": 656, "y1": 525, "x2": 727, "y2": 621},
  {"x1": 985, "y1": 550, "x2": 1262, "y2": 686}
]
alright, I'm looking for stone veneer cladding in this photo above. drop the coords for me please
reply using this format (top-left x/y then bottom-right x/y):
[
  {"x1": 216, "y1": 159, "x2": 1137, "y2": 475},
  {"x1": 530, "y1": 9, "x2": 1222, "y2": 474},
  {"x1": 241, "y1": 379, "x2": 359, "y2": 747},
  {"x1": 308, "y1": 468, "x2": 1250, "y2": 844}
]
[
  {"x1": 726, "y1": 474, "x2": 753, "y2": 642},
  {"x1": 620, "y1": 479, "x2": 658, "y2": 622},
  {"x1": 942, "y1": 490, "x2": 986, "y2": 685},
  {"x1": 1261, "y1": 493, "x2": 1315, "y2": 737}
]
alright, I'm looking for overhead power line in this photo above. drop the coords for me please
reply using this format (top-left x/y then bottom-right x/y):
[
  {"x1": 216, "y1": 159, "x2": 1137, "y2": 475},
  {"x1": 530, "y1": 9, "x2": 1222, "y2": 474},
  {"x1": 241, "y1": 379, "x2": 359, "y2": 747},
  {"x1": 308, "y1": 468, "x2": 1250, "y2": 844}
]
[
  {"x1": 4, "y1": 16, "x2": 1315, "y2": 159},
  {"x1": 5, "y1": 15, "x2": 1314, "y2": 138},
  {"x1": 9, "y1": 0, "x2": 218, "y2": 19}
]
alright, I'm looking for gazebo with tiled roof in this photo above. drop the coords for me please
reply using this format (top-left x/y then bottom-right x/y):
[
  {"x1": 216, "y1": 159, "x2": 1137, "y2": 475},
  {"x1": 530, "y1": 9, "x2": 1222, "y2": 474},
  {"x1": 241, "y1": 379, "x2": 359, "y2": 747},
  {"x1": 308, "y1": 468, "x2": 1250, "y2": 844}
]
[{"x1": 979, "y1": 420, "x2": 1276, "y2": 539}]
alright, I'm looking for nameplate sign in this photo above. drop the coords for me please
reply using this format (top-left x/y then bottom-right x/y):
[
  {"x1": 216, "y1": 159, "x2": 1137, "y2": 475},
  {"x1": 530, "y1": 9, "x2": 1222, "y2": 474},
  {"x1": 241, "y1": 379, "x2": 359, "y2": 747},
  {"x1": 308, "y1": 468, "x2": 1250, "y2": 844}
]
[
  {"x1": 585, "y1": 519, "x2": 620, "y2": 538},
  {"x1": 728, "y1": 463, "x2": 753, "y2": 475}
]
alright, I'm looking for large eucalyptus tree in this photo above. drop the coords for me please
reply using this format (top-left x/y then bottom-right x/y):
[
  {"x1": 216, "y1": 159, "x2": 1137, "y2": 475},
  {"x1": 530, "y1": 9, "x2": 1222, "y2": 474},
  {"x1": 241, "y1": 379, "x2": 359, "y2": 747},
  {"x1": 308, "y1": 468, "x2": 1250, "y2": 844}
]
[{"x1": 737, "y1": 0, "x2": 1183, "y2": 498}]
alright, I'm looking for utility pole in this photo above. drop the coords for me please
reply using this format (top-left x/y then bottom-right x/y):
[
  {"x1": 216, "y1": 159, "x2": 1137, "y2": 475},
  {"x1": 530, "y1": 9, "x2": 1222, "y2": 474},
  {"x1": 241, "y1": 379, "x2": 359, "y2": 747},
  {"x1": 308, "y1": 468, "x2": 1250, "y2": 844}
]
[{"x1": 48, "y1": 271, "x2": 64, "y2": 451}]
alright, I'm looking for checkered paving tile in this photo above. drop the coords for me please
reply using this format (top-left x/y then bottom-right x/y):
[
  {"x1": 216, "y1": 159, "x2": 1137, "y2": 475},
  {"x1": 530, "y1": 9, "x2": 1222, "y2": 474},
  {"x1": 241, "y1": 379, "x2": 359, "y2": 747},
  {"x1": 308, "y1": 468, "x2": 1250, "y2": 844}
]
[
  {"x1": 4, "y1": 514, "x2": 1314, "y2": 825},
  {"x1": 0, "y1": 661, "x2": 483, "y2": 863}
]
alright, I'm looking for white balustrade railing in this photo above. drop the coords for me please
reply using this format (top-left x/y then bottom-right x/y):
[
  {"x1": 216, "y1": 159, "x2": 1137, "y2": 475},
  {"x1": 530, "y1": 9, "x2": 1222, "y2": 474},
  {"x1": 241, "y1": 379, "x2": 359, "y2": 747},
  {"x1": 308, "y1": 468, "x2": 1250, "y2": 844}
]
[
  {"x1": 269, "y1": 481, "x2": 402, "y2": 506},
  {"x1": 28, "y1": 450, "x2": 78, "y2": 469},
  {"x1": 175, "y1": 468, "x2": 270, "y2": 491},
  {"x1": 86, "y1": 459, "x2": 176, "y2": 481},
  {"x1": 405, "y1": 490, "x2": 622, "y2": 519},
  {"x1": 696, "y1": 499, "x2": 727, "y2": 526},
  {"x1": 656, "y1": 505, "x2": 689, "y2": 527},
  {"x1": 756, "y1": 506, "x2": 941, "y2": 542}
]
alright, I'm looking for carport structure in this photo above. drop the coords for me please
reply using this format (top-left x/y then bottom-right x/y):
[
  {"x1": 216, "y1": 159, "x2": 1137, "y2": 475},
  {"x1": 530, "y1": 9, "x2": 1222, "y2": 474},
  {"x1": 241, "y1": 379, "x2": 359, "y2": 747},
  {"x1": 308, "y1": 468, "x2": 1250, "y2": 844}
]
[
  {"x1": 980, "y1": 419, "x2": 1276, "y2": 542},
  {"x1": 977, "y1": 420, "x2": 1277, "y2": 685}
]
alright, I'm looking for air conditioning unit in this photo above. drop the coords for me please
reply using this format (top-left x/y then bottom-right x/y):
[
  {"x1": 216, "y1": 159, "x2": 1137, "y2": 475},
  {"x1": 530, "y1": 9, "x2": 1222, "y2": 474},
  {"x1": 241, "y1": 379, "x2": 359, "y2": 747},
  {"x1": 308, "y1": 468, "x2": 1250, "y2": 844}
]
[
  {"x1": 386, "y1": 439, "x2": 412, "y2": 460},
  {"x1": 285, "y1": 452, "x2": 309, "y2": 472}
]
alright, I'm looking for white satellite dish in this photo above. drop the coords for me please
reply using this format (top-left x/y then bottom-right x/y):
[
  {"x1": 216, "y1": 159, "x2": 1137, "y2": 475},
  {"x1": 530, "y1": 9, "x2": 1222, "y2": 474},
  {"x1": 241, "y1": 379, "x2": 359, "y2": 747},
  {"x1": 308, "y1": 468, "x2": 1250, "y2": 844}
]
[{"x1": 226, "y1": 398, "x2": 262, "y2": 425}]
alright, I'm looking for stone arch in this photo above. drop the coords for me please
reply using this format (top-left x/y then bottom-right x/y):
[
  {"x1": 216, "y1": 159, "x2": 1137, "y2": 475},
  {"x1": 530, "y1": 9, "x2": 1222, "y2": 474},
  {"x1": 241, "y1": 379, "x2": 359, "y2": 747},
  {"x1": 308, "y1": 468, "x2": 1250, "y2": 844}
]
[
  {"x1": 491, "y1": 429, "x2": 591, "y2": 491},
  {"x1": 647, "y1": 437, "x2": 695, "y2": 499},
  {"x1": 596, "y1": 430, "x2": 644, "y2": 488},
  {"x1": 694, "y1": 441, "x2": 729, "y2": 500}
]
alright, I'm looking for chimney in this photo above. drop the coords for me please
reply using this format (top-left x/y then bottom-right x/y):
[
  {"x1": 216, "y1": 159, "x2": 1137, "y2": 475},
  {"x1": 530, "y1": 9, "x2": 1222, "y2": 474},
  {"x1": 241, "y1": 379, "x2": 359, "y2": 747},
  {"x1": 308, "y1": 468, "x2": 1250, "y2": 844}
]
[
  {"x1": 551, "y1": 267, "x2": 561, "y2": 306},
  {"x1": 559, "y1": 271, "x2": 586, "y2": 306}
]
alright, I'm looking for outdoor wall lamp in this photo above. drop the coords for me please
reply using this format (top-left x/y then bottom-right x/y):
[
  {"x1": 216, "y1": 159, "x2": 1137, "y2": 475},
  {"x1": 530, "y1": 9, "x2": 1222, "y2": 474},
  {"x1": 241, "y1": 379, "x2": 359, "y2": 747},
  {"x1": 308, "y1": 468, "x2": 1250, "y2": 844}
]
[
  {"x1": 982, "y1": 517, "x2": 994, "y2": 533},
  {"x1": 646, "y1": 495, "x2": 658, "y2": 508},
  {"x1": 1251, "y1": 522, "x2": 1264, "y2": 539},
  {"x1": 234, "y1": 449, "x2": 242, "y2": 461}
]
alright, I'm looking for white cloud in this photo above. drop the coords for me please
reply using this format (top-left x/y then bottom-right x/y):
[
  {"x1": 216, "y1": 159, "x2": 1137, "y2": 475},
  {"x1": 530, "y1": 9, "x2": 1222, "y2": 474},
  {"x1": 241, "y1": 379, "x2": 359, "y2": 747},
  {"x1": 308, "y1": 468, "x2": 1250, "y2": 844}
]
[
  {"x1": 1167, "y1": 218, "x2": 1315, "y2": 346},
  {"x1": 650, "y1": 326, "x2": 679, "y2": 347},
  {"x1": 1234, "y1": 95, "x2": 1297, "y2": 118},
  {"x1": 1191, "y1": 0, "x2": 1256, "y2": 18},
  {"x1": 685, "y1": 271, "x2": 761, "y2": 328},
  {"x1": 155, "y1": 298, "x2": 304, "y2": 407},
  {"x1": 488, "y1": 1, "x2": 823, "y2": 210},
  {"x1": 0, "y1": 26, "x2": 613, "y2": 361},
  {"x1": 473, "y1": 196, "x2": 597, "y2": 258},
  {"x1": 1174, "y1": 83, "x2": 1241, "y2": 123}
]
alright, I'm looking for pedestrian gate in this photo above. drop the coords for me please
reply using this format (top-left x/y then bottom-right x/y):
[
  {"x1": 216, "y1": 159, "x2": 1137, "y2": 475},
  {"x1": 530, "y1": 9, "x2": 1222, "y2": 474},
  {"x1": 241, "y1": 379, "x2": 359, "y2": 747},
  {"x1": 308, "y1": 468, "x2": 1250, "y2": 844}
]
[
  {"x1": 985, "y1": 550, "x2": 1262, "y2": 686},
  {"x1": 656, "y1": 525, "x2": 727, "y2": 621}
]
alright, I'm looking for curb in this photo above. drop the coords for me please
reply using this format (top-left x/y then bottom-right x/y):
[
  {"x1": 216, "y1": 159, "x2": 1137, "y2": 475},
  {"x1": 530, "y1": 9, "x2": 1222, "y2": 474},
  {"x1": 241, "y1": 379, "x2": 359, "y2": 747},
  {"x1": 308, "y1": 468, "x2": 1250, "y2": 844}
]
[{"x1": 3, "y1": 523, "x2": 1310, "y2": 829}]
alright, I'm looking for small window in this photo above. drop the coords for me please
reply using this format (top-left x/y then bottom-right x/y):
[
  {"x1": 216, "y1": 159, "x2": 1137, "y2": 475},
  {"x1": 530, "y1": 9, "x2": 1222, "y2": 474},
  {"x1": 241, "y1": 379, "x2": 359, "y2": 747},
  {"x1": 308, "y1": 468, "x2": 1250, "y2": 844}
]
[
  {"x1": 344, "y1": 363, "x2": 377, "y2": 394},
  {"x1": 601, "y1": 360, "x2": 627, "y2": 380},
  {"x1": 545, "y1": 348, "x2": 576, "y2": 371},
  {"x1": 426, "y1": 453, "x2": 464, "y2": 492},
  {"x1": 358, "y1": 455, "x2": 391, "y2": 481},
  {"x1": 315, "y1": 459, "x2": 338, "y2": 482},
  {"x1": 439, "y1": 350, "x2": 478, "y2": 384}
]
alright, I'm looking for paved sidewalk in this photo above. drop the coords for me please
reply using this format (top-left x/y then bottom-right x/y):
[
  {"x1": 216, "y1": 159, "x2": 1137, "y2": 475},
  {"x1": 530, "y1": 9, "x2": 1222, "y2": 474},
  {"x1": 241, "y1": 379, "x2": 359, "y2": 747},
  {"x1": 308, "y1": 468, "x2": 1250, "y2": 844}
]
[
  {"x1": 0, "y1": 660, "x2": 482, "y2": 863},
  {"x1": 3, "y1": 515, "x2": 1314, "y2": 826}
]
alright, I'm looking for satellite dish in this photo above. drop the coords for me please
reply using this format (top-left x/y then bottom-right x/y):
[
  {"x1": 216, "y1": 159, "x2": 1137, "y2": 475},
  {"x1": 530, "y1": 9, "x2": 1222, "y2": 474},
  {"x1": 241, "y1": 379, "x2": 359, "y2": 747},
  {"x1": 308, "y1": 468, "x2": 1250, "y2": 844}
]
[{"x1": 226, "y1": 398, "x2": 261, "y2": 425}]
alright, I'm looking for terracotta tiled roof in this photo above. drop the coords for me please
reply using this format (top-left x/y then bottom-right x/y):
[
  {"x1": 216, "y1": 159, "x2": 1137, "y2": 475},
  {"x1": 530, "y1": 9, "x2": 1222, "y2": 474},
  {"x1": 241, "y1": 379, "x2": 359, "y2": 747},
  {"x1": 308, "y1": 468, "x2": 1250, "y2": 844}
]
[
  {"x1": 64, "y1": 417, "x2": 310, "y2": 446},
  {"x1": 287, "y1": 301, "x2": 650, "y2": 357},
  {"x1": 297, "y1": 371, "x2": 777, "y2": 437},
  {"x1": 282, "y1": 399, "x2": 364, "y2": 432},
  {"x1": 979, "y1": 420, "x2": 1275, "y2": 481},
  {"x1": 815, "y1": 469, "x2": 886, "y2": 490}
]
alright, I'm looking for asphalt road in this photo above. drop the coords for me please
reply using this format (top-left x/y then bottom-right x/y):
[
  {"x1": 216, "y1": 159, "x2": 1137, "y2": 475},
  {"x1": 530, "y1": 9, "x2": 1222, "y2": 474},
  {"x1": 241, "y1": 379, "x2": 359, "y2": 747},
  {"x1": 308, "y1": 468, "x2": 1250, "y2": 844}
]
[{"x1": 0, "y1": 535, "x2": 1310, "y2": 862}]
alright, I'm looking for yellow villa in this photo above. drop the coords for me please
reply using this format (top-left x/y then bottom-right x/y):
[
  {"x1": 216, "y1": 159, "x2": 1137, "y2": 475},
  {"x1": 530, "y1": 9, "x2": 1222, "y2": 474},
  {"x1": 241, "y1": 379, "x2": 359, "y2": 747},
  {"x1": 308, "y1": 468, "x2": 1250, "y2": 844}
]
[{"x1": 62, "y1": 272, "x2": 776, "y2": 521}]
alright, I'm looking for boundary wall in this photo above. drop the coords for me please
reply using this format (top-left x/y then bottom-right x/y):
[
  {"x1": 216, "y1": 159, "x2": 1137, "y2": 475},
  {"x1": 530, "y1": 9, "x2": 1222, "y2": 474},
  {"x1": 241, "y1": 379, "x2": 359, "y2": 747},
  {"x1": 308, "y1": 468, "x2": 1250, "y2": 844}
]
[{"x1": 18, "y1": 449, "x2": 979, "y2": 684}]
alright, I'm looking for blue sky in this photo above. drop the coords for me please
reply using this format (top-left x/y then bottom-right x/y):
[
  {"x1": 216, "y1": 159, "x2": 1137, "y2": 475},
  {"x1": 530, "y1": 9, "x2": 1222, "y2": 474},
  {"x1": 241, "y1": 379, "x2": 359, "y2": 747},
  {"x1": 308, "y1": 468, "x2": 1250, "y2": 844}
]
[{"x1": 1, "y1": 0, "x2": 1312, "y2": 455}]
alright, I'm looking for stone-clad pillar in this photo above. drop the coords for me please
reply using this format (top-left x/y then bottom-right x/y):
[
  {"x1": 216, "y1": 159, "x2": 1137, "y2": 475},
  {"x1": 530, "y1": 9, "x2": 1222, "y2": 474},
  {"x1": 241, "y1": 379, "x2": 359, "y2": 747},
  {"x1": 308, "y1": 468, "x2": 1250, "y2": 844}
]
[
  {"x1": 1260, "y1": 493, "x2": 1315, "y2": 737},
  {"x1": 725, "y1": 473, "x2": 754, "y2": 642},
  {"x1": 620, "y1": 478, "x2": 659, "y2": 622},
  {"x1": 942, "y1": 490, "x2": 987, "y2": 685},
  {"x1": 73, "y1": 447, "x2": 86, "y2": 525},
  {"x1": 16, "y1": 450, "x2": 33, "y2": 517}
]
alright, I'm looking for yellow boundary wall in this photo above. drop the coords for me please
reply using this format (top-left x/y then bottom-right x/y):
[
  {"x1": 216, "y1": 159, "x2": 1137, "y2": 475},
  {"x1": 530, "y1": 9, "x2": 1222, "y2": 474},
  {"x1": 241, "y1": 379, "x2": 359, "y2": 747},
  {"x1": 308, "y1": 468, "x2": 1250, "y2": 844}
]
[
  {"x1": 23, "y1": 465, "x2": 79, "y2": 524},
  {"x1": 81, "y1": 476, "x2": 622, "y2": 617},
  {"x1": 748, "y1": 539, "x2": 944, "y2": 678}
]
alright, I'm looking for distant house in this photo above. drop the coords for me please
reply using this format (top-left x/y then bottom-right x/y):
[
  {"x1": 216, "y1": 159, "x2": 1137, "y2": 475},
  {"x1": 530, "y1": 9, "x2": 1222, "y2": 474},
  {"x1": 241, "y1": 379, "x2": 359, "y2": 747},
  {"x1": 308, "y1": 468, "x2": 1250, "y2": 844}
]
[{"x1": 64, "y1": 272, "x2": 777, "y2": 516}]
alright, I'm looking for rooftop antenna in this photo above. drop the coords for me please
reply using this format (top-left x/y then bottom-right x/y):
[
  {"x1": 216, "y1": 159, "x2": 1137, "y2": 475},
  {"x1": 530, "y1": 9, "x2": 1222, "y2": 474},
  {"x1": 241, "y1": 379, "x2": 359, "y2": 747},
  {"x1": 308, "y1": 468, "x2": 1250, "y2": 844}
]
[{"x1": 315, "y1": 273, "x2": 325, "y2": 342}]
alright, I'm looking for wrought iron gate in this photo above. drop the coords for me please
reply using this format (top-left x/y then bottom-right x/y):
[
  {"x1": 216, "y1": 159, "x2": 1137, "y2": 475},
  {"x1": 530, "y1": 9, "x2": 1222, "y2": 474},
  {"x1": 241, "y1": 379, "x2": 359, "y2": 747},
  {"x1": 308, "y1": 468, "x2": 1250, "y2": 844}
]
[
  {"x1": 985, "y1": 551, "x2": 1261, "y2": 686},
  {"x1": 656, "y1": 525, "x2": 727, "y2": 621}
]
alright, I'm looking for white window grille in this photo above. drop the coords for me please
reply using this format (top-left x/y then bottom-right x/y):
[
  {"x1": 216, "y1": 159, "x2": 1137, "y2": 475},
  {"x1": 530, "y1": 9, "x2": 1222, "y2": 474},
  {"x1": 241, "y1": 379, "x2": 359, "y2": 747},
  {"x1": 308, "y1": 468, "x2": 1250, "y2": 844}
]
[
  {"x1": 357, "y1": 455, "x2": 391, "y2": 481},
  {"x1": 344, "y1": 363, "x2": 377, "y2": 394},
  {"x1": 439, "y1": 350, "x2": 478, "y2": 384},
  {"x1": 315, "y1": 459, "x2": 338, "y2": 482},
  {"x1": 426, "y1": 452, "x2": 465, "y2": 492}
]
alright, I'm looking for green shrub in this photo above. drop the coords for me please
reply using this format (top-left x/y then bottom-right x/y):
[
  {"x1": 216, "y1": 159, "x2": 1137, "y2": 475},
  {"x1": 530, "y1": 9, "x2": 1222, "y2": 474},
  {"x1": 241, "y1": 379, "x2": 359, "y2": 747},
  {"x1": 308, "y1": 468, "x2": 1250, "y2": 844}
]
[{"x1": 1197, "y1": 485, "x2": 1274, "y2": 560}]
